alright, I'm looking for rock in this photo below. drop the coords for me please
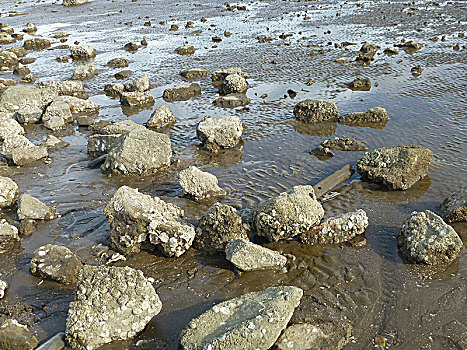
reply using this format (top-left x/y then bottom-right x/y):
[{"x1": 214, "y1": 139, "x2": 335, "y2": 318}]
[
  {"x1": 102, "y1": 128, "x2": 171, "y2": 175},
  {"x1": 22, "y1": 23, "x2": 37, "y2": 33},
  {"x1": 335, "y1": 57, "x2": 349, "y2": 64},
  {"x1": 211, "y1": 68, "x2": 248, "y2": 86},
  {"x1": 63, "y1": 0, "x2": 88, "y2": 5},
  {"x1": 119, "y1": 90, "x2": 155, "y2": 108},
  {"x1": 72, "y1": 64, "x2": 96, "y2": 80},
  {"x1": 169, "y1": 24, "x2": 179, "y2": 31},
  {"x1": 36, "y1": 333, "x2": 66, "y2": 350},
  {"x1": 347, "y1": 76, "x2": 371, "y2": 91},
  {"x1": 356, "y1": 42, "x2": 378, "y2": 62},
  {"x1": 104, "y1": 83, "x2": 124, "y2": 95},
  {"x1": 23, "y1": 38, "x2": 51, "y2": 50},
  {"x1": 115, "y1": 70, "x2": 132, "y2": 79},
  {"x1": 8, "y1": 46, "x2": 26, "y2": 58},
  {"x1": 0, "y1": 51, "x2": 19, "y2": 70},
  {"x1": 162, "y1": 83, "x2": 201, "y2": 102},
  {"x1": 69, "y1": 45, "x2": 96, "y2": 60},
  {"x1": 311, "y1": 137, "x2": 367, "y2": 157},
  {"x1": 1, "y1": 134, "x2": 48, "y2": 165},
  {"x1": 195, "y1": 203, "x2": 249, "y2": 253},
  {"x1": 251, "y1": 185, "x2": 324, "y2": 242},
  {"x1": 179, "y1": 286, "x2": 303, "y2": 350},
  {"x1": 179, "y1": 166, "x2": 225, "y2": 200},
  {"x1": 65, "y1": 265, "x2": 162, "y2": 350},
  {"x1": 0, "y1": 219, "x2": 19, "y2": 241},
  {"x1": 219, "y1": 73, "x2": 248, "y2": 95},
  {"x1": 0, "y1": 118, "x2": 24, "y2": 141},
  {"x1": 20, "y1": 74, "x2": 36, "y2": 84},
  {"x1": 213, "y1": 93, "x2": 250, "y2": 108},
  {"x1": 146, "y1": 105, "x2": 175, "y2": 130},
  {"x1": 124, "y1": 41, "x2": 138, "y2": 51},
  {"x1": 196, "y1": 115, "x2": 243, "y2": 150},
  {"x1": 96, "y1": 120, "x2": 144, "y2": 135},
  {"x1": 300, "y1": 209, "x2": 369, "y2": 245},
  {"x1": 124, "y1": 75, "x2": 149, "y2": 92},
  {"x1": 17, "y1": 194, "x2": 55, "y2": 221},
  {"x1": 439, "y1": 187, "x2": 467, "y2": 223},
  {"x1": 1, "y1": 133, "x2": 34, "y2": 158},
  {"x1": 56, "y1": 55, "x2": 69, "y2": 62},
  {"x1": 42, "y1": 100, "x2": 73, "y2": 130},
  {"x1": 226, "y1": 238, "x2": 287, "y2": 271},
  {"x1": 0, "y1": 33, "x2": 15, "y2": 45},
  {"x1": 411, "y1": 65, "x2": 423, "y2": 76},
  {"x1": 175, "y1": 45, "x2": 195, "y2": 55},
  {"x1": 42, "y1": 135, "x2": 69, "y2": 150},
  {"x1": 148, "y1": 219, "x2": 196, "y2": 258},
  {"x1": 0, "y1": 280, "x2": 8, "y2": 299},
  {"x1": 0, "y1": 176, "x2": 19, "y2": 208},
  {"x1": 357, "y1": 145, "x2": 433, "y2": 190},
  {"x1": 30, "y1": 244, "x2": 83, "y2": 285},
  {"x1": 0, "y1": 86, "x2": 58, "y2": 117},
  {"x1": 399, "y1": 40, "x2": 423, "y2": 51},
  {"x1": 54, "y1": 32, "x2": 69, "y2": 39},
  {"x1": 339, "y1": 107, "x2": 389, "y2": 127},
  {"x1": 18, "y1": 219, "x2": 36, "y2": 237},
  {"x1": 107, "y1": 57, "x2": 129, "y2": 68},
  {"x1": 293, "y1": 99, "x2": 339, "y2": 123},
  {"x1": 0, "y1": 319, "x2": 38, "y2": 350},
  {"x1": 13, "y1": 66, "x2": 31, "y2": 76},
  {"x1": 180, "y1": 68, "x2": 210, "y2": 80},
  {"x1": 0, "y1": 78, "x2": 17, "y2": 91},
  {"x1": 397, "y1": 210, "x2": 462, "y2": 264},
  {"x1": 383, "y1": 46, "x2": 399, "y2": 54},
  {"x1": 55, "y1": 95, "x2": 99, "y2": 118},
  {"x1": 273, "y1": 321, "x2": 352, "y2": 350},
  {"x1": 38, "y1": 80, "x2": 87, "y2": 99}
]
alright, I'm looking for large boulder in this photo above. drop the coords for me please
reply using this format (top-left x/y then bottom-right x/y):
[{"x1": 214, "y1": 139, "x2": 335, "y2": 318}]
[
  {"x1": 179, "y1": 286, "x2": 303, "y2": 350},
  {"x1": 357, "y1": 145, "x2": 433, "y2": 190},
  {"x1": 162, "y1": 83, "x2": 201, "y2": 102},
  {"x1": 439, "y1": 186, "x2": 467, "y2": 222},
  {"x1": 146, "y1": 105, "x2": 175, "y2": 130},
  {"x1": 196, "y1": 115, "x2": 243, "y2": 151},
  {"x1": 179, "y1": 166, "x2": 225, "y2": 200},
  {"x1": 1, "y1": 134, "x2": 48, "y2": 166},
  {"x1": 0, "y1": 320, "x2": 38, "y2": 350},
  {"x1": 65, "y1": 266, "x2": 162, "y2": 350},
  {"x1": 195, "y1": 203, "x2": 249, "y2": 253},
  {"x1": 0, "y1": 177, "x2": 19, "y2": 208},
  {"x1": 69, "y1": 45, "x2": 96, "y2": 60},
  {"x1": 251, "y1": 185, "x2": 324, "y2": 242},
  {"x1": 339, "y1": 107, "x2": 389, "y2": 127},
  {"x1": 293, "y1": 99, "x2": 338, "y2": 123},
  {"x1": 17, "y1": 194, "x2": 55, "y2": 221},
  {"x1": 218, "y1": 73, "x2": 248, "y2": 95},
  {"x1": 101, "y1": 128, "x2": 172, "y2": 175},
  {"x1": 0, "y1": 86, "x2": 57, "y2": 117},
  {"x1": 397, "y1": 210, "x2": 463, "y2": 264}
]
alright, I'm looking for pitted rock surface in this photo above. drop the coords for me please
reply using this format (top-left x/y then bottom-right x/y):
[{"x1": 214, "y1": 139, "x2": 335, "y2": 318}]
[
  {"x1": 38, "y1": 80, "x2": 87, "y2": 98},
  {"x1": 225, "y1": 239, "x2": 287, "y2": 271},
  {"x1": 148, "y1": 219, "x2": 196, "y2": 258},
  {"x1": 147, "y1": 105, "x2": 175, "y2": 130},
  {"x1": 162, "y1": 83, "x2": 201, "y2": 102},
  {"x1": 196, "y1": 115, "x2": 243, "y2": 150},
  {"x1": 0, "y1": 176, "x2": 19, "y2": 208},
  {"x1": 211, "y1": 67, "x2": 248, "y2": 85},
  {"x1": 0, "y1": 219, "x2": 19, "y2": 241},
  {"x1": 180, "y1": 68, "x2": 210, "y2": 80},
  {"x1": 0, "y1": 319, "x2": 38, "y2": 350},
  {"x1": 0, "y1": 118, "x2": 24, "y2": 141},
  {"x1": 0, "y1": 86, "x2": 57, "y2": 117},
  {"x1": 439, "y1": 186, "x2": 467, "y2": 222},
  {"x1": 72, "y1": 64, "x2": 96, "y2": 81},
  {"x1": 119, "y1": 91, "x2": 155, "y2": 107},
  {"x1": 69, "y1": 45, "x2": 96, "y2": 60},
  {"x1": 124, "y1": 75, "x2": 149, "y2": 92},
  {"x1": 339, "y1": 107, "x2": 389, "y2": 126},
  {"x1": 219, "y1": 73, "x2": 248, "y2": 95},
  {"x1": 17, "y1": 194, "x2": 55, "y2": 221},
  {"x1": 179, "y1": 166, "x2": 226, "y2": 200},
  {"x1": 293, "y1": 99, "x2": 339, "y2": 123}
]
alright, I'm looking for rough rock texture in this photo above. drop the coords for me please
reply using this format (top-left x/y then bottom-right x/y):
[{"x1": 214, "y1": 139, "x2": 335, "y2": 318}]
[
  {"x1": 24, "y1": 38, "x2": 51, "y2": 50},
  {"x1": 357, "y1": 145, "x2": 433, "y2": 190},
  {"x1": 107, "y1": 57, "x2": 129, "y2": 68},
  {"x1": 179, "y1": 166, "x2": 225, "y2": 200},
  {"x1": 148, "y1": 219, "x2": 196, "y2": 258},
  {"x1": 0, "y1": 34, "x2": 16, "y2": 46},
  {"x1": 0, "y1": 280, "x2": 7, "y2": 299},
  {"x1": 0, "y1": 319, "x2": 38, "y2": 350},
  {"x1": 42, "y1": 135, "x2": 69, "y2": 150},
  {"x1": 38, "y1": 80, "x2": 87, "y2": 99},
  {"x1": 180, "y1": 68, "x2": 210, "y2": 80},
  {"x1": 63, "y1": 0, "x2": 89, "y2": 5},
  {"x1": 23, "y1": 23, "x2": 37, "y2": 33},
  {"x1": 162, "y1": 83, "x2": 201, "y2": 102},
  {"x1": 400, "y1": 40, "x2": 423, "y2": 51},
  {"x1": 17, "y1": 194, "x2": 55, "y2": 221},
  {"x1": 219, "y1": 73, "x2": 248, "y2": 95},
  {"x1": 1, "y1": 134, "x2": 48, "y2": 165},
  {"x1": 30, "y1": 244, "x2": 83, "y2": 285},
  {"x1": 356, "y1": 42, "x2": 378, "y2": 62},
  {"x1": 124, "y1": 75, "x2": 149, "y2": 92},
  {"x1": 104, "y1": 83, "x2": 124, "y2": 95},
  {"x1": 293, "y1": 99, "x2": 339, "y2": 123},
  {"x1": 8, "y1": 46, "x2": 26, "y2": 58},
  {"x1": 1, "y1": 133, "x2": 34, "y2": 158},
  {"x1": 251, "y1": 185, "x2": 324, "y2": 242},
  {"x1": 35, "y1": 333, "x2": 66, "y2": 350},
  {"x1": 69, "y1": 45, "x2": 96, "y2": 60},
  {"x1": 196, "y1": 115, "x2": 243, "y2": 150},
  {"x1": 213, "y1": 93, "x2": 250, "y2": 108},
  {"x1": 439, "y1": 186, "x2": 467, "y2": 222},
  {"x1": 101, "y1": 128, "x2": 172, "y2": 175},
  {"x1": 146, "y1": 105, "x2": 175, "y2": 130},
  {"x1": 273, "y1": 321, "x2": 352, "y2": 350},
  {"x1": 0, "y1": 219, "x2": 19, "y2": 241},
  {"x1": 339, "y1": 107, "x2": 389, "y2": 126},
  {"x1": 211, "y1": 68, "x2": 248, "y2": 85},
  {"x1": 0, "y1": 177, "x2": 19, "y2": 208},
  {"x1": 347, "y1": 77, "x2": 371, "y2": 91},
  {"x1": 65, "y1": 266, "x2": 162, "y2": 350},
  {"x1": 14, "y1": 105, "x2": 43, "y2": 124},
  {"x1": 0, "y1": 118, "x2": 23, "y2": 140},
  {"x1": 179, "y1": 286, "x2": 303, "y2": 350},
  {"x1": 312, "y1": 137, "x2": 367, "y2": 157},
  {"x1": 300, "y1": 209, "x2": 369, "y2": 245},
  {"x1": 42, "y1": 100, "x2": 73, "y2": 130},
  {"x1": 124, "y1": 42, "x2": 138, "y2": 51},
  {"x1": 195, "y1": 203, "x2": 249, "y2": 253},
  {"x1": 0, "y1": 51, "x2": 18, "y2": 71},
  {"x1": 0, "y1": 86, "x2": 57, "y2": 117},
  {"x1": 225, "y1": 239, "x2": 287, "y2": 271},
  {"x1": 175, "y1": 45, "x2": 195, "y2": 55},
  {"x1": 397, "y1": 210, "x2": 463, "y2": 264},
  {"x1": 119, "y1": 91, "x2": 155, "y2": 107},
  {"x1": 115, "y1": 70, "x2": 132, "y2": 79},
  {"x1": 72, "y1": 64, "x2": 96, "y2": 80}
]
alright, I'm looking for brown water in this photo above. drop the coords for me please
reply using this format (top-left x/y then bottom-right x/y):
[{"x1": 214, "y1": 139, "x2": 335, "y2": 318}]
[{"x1": 0, "y1": 0, "x2": 466, "y2": 349}]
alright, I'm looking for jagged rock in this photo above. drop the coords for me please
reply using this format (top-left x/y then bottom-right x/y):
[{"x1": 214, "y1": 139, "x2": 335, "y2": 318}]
[
  {"x1": 162, "y1": 83, "x2": 201, "y2": 102},
  {"x1": 213, "y1": 93, "x2": 250, "y2": 108},
  {"x1": 195, "y1": 203, "x2": 249, "y2": 253},
  {"x1": 179, "y1": 286, "x2": 303, "y2": 350},
  {"x1": 8, "y1": 46, "x2": 26, "y2": 58},
  {"x1": 72, "y1": 64, "x2": 96, "y2": 80},
  {"x1": 356, "y1": 42, "x2": 378, "y2": 62},
  {"x1": 23, "y1": 38, "x2": 51, "y2": 50},
  {"x1": 180, "y1": 68, "x2": 210, "y2": 80},
  {"x1": 69, "y1": 45, "x2": 96, "y2": 60},
  {"x1": 104, "y1": 83, "x2": 124, "y2": 95},
  {"x1": 1, "y1": 133, "x2": 34, "y2": 158},
  {"x1": 311, "y1": 137, "x2": 367, "y2": 157},
  {"x1": 0, "y1": 51, "x2": 18, "y2": 71},
  {"x1": 87, "y1": 134, "x2": 123, "y2": 157},
  {"x1": 439, "y1": 186, "x2": 467, "y2": 222},
  {"x1": 63, "y1": 0, "x2": 89, "y2": 6},
  {"x1": 146, "y1": 105, "x2": 175, "y2": 130},
  {"x1": 65, "y1": 266, "x2": 162, "y2": 350},
  {"x1": 107, "y1": 57, "x2": 129, "y2": 68},
  {"x1": 196, "y1": 115, "x2": 243, "y2": 150},
  {"x1": 0, "y1": 280, "x2": 8, "y2": 299},
  {"x1": 55, "y1": 95, "x2": 99, "y2": 118},
  {"x1": 300, "y1": 209, "x2": 369, "y2": 245},
  {"x1": 1, "y1": 134, "x2": 48, "y2": 165},
  {"x1": 175, "y1": 45, "x2": 195, "y2": 55},
  {"x1": 0, "y1": 118, "x2": 24, "y2": 141},
  {"x1": 219, "y1": 73, "x2": 248, "y2": 95},
  {"x1": 339, "y1": 107, "x2": 389, "y2": 127},
  {"x1": 0, "y1": 177, "x2": 19, "y2": 208},
  {"x1": 42, "y1": 100, "x2": 73, "y2": 130},
  {"x1": 357, "y1": 145, "x2": 432, "y2": 190},
  {"x1": 0, "y1": 219, "x2": 19, "y2": 241},
  {"x1": 30, "y1": 244, "x2": 83, "y2": 285},
  {"x1": 0, "y1": 86, "x2": 58, "y2": 117},
  {"x1": 179, "y1": 166, "x2": 225, "y2": 200},
  {"x1": 119, "y1": 91, "x2": 155, "y2": 107},
  {"x1": 22, "y1": 23, "x2": 37, "y2": 33},
  {"x1": 38, "y1": 80, "x2": 87, "y2": 99},
  {"x1": 225, "y1": 238, "x2": 287, "y2": 271},
  {"x1": 347, "y1": 77, "x2": 371, "y2": 91},
  {"x1": 148, "y1": 219, "x2": 196, "y2": 258},
  {"x1": 293, "y1": 99, "x2": 339, "y2": 123},
  {"x1": 124, "y1": 75, "x2": 149, "y2": 92},
  {"x1": 0, "y1": 319, "x2": 38, "y2": 350},
  {"x1": 17, "y1": 194, "x2": 55, "y2": 221},
  {"x1": 397, "y1": 210, "x2": 462, "y2": 264},
  {"x1": 211, "y1": 68, "x2": 248, "y2": 86},
  {"x1": 0, "y1": 33, "x2": 16, "y2": 45},
  {"x1": 251, "y1": 185, "x2": 324, "y2": 242}
]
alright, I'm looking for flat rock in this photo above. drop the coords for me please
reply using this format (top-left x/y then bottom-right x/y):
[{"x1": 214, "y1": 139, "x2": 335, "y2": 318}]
[
  {"x1": 23, "y1": 38, "x2": 51, "y2": 50},
  {"x1": 251, "y1": 185, "x2": 324, "y2": 242},
  {"x1": 0, "y1": 118, "x2": 23, "y2": 141},
  {"x1": 439, "y1": 186, "x2": 467, "y2": 222},
  {"x1": 120, "y1": 91, "x2": 155, "y2": 107},
  {"x1": 339, "y1": 107, "x2": 389, "y2": 127},
  {"x1": 397, "y1": 210, "x2": 462, "y2": 264},
  {"x1": 180, "y1": 68, "x2": 210, "y2": 80},
  {"x1": 38, "y1": 80, "x2": 87, "y2": 99},
  {"x1": 11, "y1": 144, "x2": 48, "y2": 166},
  {"x1": 213, "y1": 93, "x2": 250, "y2": 108},
  {"x1": 147, "y1": 105, "x2": 175, "y2": 130},
  {"x1": 17, "y1": 194, "x2": 55, "y2": 221},
  {"x1": 196, "y1": 115, "x2": 243, "y2": 150},
  {"x1": 36, "y1": 333, "x2": 66, "y2": 350},
  {"x1": 0, "y1": 319, "x2": 38, "y2": 350},
  {"x1": 311, "y1": 137, "x2": 367, "y2": 157},
  {"x1": 357, "y1": 145, "x2": 432, "y2": 190},
  {"x1": 219, "y1": 73, "x2": 248, "y2": 95},
  {"x1": 115, "y1": 70, "x2": 132, "y2": 79},
  {"x1": 293, "y1": 99, "x2": 339, "y2": 123},
  {"x1": 179, "y1": 286, "x2": 303, "y2": 350},
  {"x1": 0, "y1": 176, "x2": 19, "y2": 208},
  {"x1": 69, "y1": 45, "x2": 96, "y2": 60},
  {"x1": 0, "y1": 86, "x2": 58, "y2": 117},
  {"x1": 162, "y1": 83, "x2": 201, "y2": 102},
  {"x1": 179, "y1": 166, "x2": 225, "y2": 200}
]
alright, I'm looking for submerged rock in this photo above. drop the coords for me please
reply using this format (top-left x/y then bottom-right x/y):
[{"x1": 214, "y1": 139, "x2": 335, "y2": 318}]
[
  {"x1": 180, "y1": 68, "x2": 210, "y2": 80},
  {"x1": 357, "y1": 145, "x2": 432, "y2": 190},
  {"x1": 35, "y1": 333, "x2": 66, "y2": 350},
  {"x1": 0, "y1": 319, "x2": 38, "y2": 350},
  {"x1": 69, "y1": 45, "x2": 96, "y2": 60},
  {"x1": 213, "y1": 93, "x2": 250, "y2": 108},
  {"x1": 17, "y1": 194, "x2": 55, "y2": 221},
  {"x1": 0, "y1": 176, "x2": 18, "y2": 208},
  {"x1": 397, "y1": 210, "x2": 462, "y2": 264},
  {"x1": 162, "y1": 83, "x2": 201, "y2": 102},
  {"x1": 225, "y1": 238, "x2": 287, "y2": 271},
  {"x1": 196, "y1": 115, "x2": 243, "y2": 150},
  {"x1": 179, "y1": 286, "x2": 303, "y2": 350},
  {"x1": 439, "y1": 186, "x2": 467, "y2": 222},
  {"x1": 218, "y1": 73, "x2": 248, "y2": 95},
  {"x1": 65, "y1": 265, "x2": 162, "y2": 350},
  {"x1": 146, "y1": 105, "x2": 175, "y2": 130},
  {"x1": 398, "y1": 40, "x2": 423, "y2": 51},
  {"x1": 347, "y1": 77, "x2": 371, "y2": 91},
  {"x1": 251, "y1": 185, "x2": 324, "y2": 242},
  {"x1": 311, "y1": 137, "x2": 367, "y2": 157},
  {"x1": 293, "y1": 99, "x2": 339, "y2": 123},
  {"x1": 339, "y1": 107, "x2": 389, "y2": 127},
  {"x1": 179, "y1": 166, "x2": 225, "y2": 200}
]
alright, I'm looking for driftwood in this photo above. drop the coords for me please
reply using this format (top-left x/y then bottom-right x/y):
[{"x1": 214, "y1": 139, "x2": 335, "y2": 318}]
[{"x1": 313, "y1": 164, "x2": 354, "y2": 199}]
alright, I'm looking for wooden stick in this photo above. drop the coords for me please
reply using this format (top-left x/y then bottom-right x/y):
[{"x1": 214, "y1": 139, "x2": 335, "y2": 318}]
[{"x1": 313, "y1": 164, "x2": 354, "y2": 199}]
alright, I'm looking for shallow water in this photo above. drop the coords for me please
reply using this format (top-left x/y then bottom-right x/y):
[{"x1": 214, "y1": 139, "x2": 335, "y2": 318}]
[{"x1": 0, "y1": 0, "x2": 466, "y2": 349}]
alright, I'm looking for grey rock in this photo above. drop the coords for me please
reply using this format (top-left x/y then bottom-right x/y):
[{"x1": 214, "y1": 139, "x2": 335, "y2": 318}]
[
  {"x1": 69, "y1": 45, "x2": 96, "y2": 60},
  {"x1": 347, "y1": 77, "x2": 371, "y2": 91},
  {"x1": 0, "y1": 219, "x2": 19, "y2": 241},
  {"x1": 104, "y1": 83, "x2": 124, "y2": 95},
  {"x1": 339, "y1": 107, "x2": 389, "y2": 127},
  {"x1": 0, "y1": 319, "x2": 38, "y2": 350},
  {"x1": 42, "y1": 100, "x2": 73, "y2": 130},
  {"x1": 24, "y1": 38, "x2": 51, "y2": 50},
  {"x1": 300, "y1": 209, "x2": 369, "y2": 245},
  {"x1": 357, "y1": 145, "x2": 433, "y2": 190},
  {"x1": 72, "y1": 64, "x2": 96, "y2": 80},
  {"x1": 30, "y1": 244, "x2": 83, "y2": 285},
  {"x1": 179, "y1": 166, "x2": 225, "y2": 200},
  {"x1": 0, "y1": 176, "x2": 19, "y2": 208},
  {"x1": 175, "y1": 45, "x2": 195, "y2": 55},
  {"x1": 18, "y1": 219, "x2": 37, "y2": 237},
  {"x1": 1, "y1": 133, "x2": 35, "y2": 158},
  {"x1": 251, "y1": 185, "x2": 324, "y2": 242},
  {"x1": 179, "y1": 286, "x2": 303, "y2": 350},
  {"x1": 0, "y1": 51, "x2": 18, "y2": 71},
  {"x1": 439, "y1": 186, "x2": 467, "y2": 222},
  {"x1": 397, "y1": 210, "x2": 462, "y2": 264},
  {"x1": 14, "y1": 105, "x2": 43, "y2": 124},
  {"x1": 42, "y1": 135, "x2": 69, "y2": 150},
  {"x1": 55, "y1": 95, "x2": 99, "y2": 118},
  {"x1": 195, "y1": 203, "x2": 249, "y2": 253},
  {"x1": 0, "y1": 280, "x2": 8, "y2": 299},
  {"x1": 196, "y1": 115, "x2": 243, "y2": 150},
  {"x1": 124, "y1": 75, "x2": 149, "y2": 92},
  {"x1": 162, "y1": 83, "x2": 201, "y2": 102},
  {"x1": 101, "y1": 128, "x2": 171, "y2": 175},
  {"x1": 65, "y1": 266, "x2": 162, "y2": 350},
  {"x1": 20, "y1": 73, "x2": 36, "y2": 84},
  {"x1": 38, "y1": 80, "x2": 87, "y2": 99},
  {"x1": 293, "y1": 99, "x2": 339, "y2": 123},
  {"x1": 63, "y1": 0, "x2": 89, "y2": 6},
  {"x1": 211, "y1": 68, "x2": 248, "y2": 86},
  {"x1": 356, "y1": 42, "x2": 378, "y2": 62},
  {"x1": 17, "y1": 194, "x2": 55, "y2": 221},
  {"x1": 0, "y1": 86, "x2": 58, "y2": 117},
  {"x1": 11, "y1": 144, "x2": 48, "y2": 166},
  {"x1": 120, "y1": 91, "x2": 155, "y2": 107},
  {"x1": 0, "y1": 118, "x2": 24, "y2": 141},
  {"x1": 36, "y1": 333, "x2": 65, "y2": 350},
  {"x1": 107, "y1": 57, "x2": 129, "y2": 68},
  {"x1": 87, "y1": 134, "x2": 122, "y2": 157},
  {"x1": 226, "y1": 239, "x2": 287, "y2": 271},
  {"x1": 97, "y1": 120, "x2": 144, "y2": 135},
  {"x1": 180, "y1": 68, "x2": 210, "y2": 80},
  {"x1": 147, "y1": 105, "x2": 175, "y2": 130},
  {"x1": 213, "y1": 93, "x2": 250, "y2": 108},
  {"x1": 148, "y1": 219, "x2": 196, "y2": 258},
  {"x1": 219, "y1": 73, "x2": 248, "y2": 95},
  {"x1": 7, "y1": 46, "x2": 26, "y2": 58}
]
